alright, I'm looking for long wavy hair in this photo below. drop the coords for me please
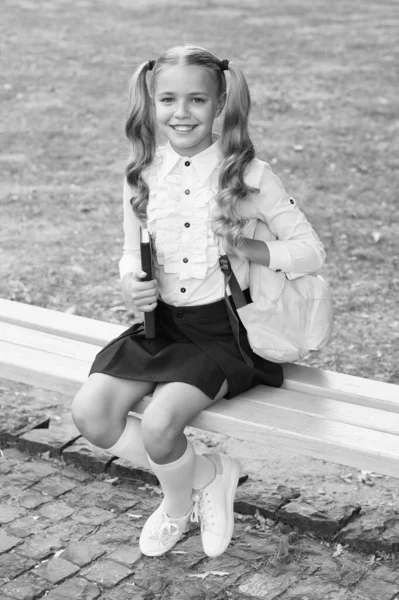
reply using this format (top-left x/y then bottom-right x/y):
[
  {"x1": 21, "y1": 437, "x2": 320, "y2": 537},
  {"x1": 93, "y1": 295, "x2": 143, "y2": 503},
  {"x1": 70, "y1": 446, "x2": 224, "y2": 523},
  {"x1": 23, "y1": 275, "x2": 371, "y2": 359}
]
[{"x1": 125, "y1": 45, "x2": 258, "y2": 252}]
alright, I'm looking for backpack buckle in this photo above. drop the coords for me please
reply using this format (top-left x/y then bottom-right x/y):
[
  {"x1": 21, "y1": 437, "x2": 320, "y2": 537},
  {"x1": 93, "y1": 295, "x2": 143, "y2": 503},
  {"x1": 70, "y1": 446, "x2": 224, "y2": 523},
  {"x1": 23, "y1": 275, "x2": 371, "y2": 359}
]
[{"x1": 219, "y1": 255, "x2": 232, "y2": 275}]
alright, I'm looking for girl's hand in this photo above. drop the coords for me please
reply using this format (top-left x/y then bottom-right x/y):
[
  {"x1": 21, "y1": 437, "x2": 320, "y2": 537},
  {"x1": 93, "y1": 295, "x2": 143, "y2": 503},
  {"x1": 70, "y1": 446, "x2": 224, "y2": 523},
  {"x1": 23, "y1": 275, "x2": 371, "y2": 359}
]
[
  {"x1": 122, "y1": 271, "x2": 158, "y2": 312},
  {"x1": 240, "y1": 238, "x2": 271, "y2": 266}
]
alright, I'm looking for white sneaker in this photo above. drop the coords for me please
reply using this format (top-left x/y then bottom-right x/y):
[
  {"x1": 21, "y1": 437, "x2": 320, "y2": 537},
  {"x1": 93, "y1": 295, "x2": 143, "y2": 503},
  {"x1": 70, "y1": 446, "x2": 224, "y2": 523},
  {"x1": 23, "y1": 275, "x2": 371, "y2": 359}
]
[
  {"x1": 139, "y1": 502, "x2": 192, "y2": 557},
  {"x1": 191, "y1": 453, "x2": 240, "y2": 558}
]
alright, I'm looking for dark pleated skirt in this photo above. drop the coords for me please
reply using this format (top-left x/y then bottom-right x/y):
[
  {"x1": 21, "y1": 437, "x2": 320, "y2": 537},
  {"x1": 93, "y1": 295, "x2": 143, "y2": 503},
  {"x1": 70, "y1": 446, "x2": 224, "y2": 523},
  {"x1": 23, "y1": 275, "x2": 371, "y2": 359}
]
[{"x1": 89, "y1": 292, "x2": 284, "y2": 399}]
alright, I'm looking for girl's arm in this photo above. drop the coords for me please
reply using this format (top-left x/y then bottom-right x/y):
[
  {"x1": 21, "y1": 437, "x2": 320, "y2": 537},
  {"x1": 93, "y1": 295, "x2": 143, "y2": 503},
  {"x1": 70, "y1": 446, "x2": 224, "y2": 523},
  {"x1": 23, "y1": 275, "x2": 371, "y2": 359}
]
[
  {"x1": 119, "y1": 178, "x2": 142, "y2": 280},
  {"x1": 119, "y1": 179, "x2": 158, "y2": 311},
  {"x1": 240, "y1": 238, "x2": 271, "y2": 266},
  {"x1": 241, "y1": 166, "x2": 326, "y2": 277}
]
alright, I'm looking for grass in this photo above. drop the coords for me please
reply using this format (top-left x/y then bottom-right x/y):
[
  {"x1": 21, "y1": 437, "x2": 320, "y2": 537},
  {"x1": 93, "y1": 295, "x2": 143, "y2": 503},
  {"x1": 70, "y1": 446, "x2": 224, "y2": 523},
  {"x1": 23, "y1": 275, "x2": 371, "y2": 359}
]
[{"x1": 1, "y1": 0, "x2": 398, "y2": 383}]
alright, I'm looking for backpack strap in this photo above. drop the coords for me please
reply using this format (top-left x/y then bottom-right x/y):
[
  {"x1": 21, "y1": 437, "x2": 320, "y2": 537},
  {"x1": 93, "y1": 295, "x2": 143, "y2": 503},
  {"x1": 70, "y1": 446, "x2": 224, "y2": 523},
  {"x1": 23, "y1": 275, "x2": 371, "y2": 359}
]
[{"x1": 219, "y1": 255, "x2": 254, "y2": 368}]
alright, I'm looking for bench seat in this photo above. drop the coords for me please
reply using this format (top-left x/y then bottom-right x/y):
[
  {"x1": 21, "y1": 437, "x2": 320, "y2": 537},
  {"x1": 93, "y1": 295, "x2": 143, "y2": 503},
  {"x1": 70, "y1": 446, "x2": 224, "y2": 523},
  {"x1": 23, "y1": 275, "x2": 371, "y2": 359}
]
[{"x1": 1, "y1": 299, "x2": 399, "y2": 477}]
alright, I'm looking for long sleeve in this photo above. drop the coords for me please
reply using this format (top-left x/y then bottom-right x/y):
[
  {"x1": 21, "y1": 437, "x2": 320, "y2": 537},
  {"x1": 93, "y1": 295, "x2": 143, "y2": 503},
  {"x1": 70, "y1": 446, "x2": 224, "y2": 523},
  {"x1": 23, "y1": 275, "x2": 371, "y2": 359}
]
[
  {"x1": 255, "y1": 165, "x2": 326, "y2": 278},
  {"x1": 118, "y1": 179, "x2": 142, "y2": 279}
]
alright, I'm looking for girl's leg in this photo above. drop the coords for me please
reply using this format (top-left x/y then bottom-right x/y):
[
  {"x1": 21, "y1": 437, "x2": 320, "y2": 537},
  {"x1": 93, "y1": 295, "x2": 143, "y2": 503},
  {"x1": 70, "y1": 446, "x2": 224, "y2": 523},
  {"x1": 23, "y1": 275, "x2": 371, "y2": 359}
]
[
  {"x1": 139, "y1": 380, "x2": 239, "y2": 558},
  {"x1": 71, "y1": 373, "x2": 156, "y2": 467},
  {"x1": 141, "y1": 382, "x2": 219, "y2": 517}
]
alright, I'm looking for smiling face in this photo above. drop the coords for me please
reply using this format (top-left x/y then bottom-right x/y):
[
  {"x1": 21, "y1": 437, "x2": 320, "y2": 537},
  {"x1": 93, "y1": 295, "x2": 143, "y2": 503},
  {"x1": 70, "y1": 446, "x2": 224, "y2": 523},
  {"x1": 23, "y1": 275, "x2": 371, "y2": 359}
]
[{"x1": 153, "y1": 64, "x2": 225, "y2": 157}]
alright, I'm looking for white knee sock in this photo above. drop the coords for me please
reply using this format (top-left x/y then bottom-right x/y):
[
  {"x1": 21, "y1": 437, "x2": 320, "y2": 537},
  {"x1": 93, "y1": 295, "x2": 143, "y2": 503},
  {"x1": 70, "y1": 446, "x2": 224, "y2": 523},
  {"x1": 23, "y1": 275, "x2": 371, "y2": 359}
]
[
  {"x1": 107, "y1": 418, "x2": 216, "y2": 493},
  {"x1": 107, "y1": 415, "x2": 150, "y2": 469},
  {"x1": 147, "y1": 440, "x2": 197, "y2": 518},
  {"x1": 193, "y1": 452, "x2": 216, "y2": 490}
]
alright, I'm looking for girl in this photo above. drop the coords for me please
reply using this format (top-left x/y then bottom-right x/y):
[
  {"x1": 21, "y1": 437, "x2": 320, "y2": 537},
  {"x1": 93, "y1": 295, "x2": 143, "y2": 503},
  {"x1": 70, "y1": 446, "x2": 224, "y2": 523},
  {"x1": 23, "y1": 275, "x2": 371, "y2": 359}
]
[{"x1": 72, "y1": 45, "x2": 325, "y2": 558}]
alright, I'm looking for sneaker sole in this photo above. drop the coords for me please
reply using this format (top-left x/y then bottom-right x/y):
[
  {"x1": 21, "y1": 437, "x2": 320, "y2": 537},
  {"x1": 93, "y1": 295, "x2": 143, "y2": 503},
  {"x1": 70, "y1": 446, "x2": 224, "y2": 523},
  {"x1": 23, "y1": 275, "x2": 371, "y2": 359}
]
[
  {"x1": 205, "y1": 456, "x2": 241, "y2": 558},
  {"x1": 139, "y1": 529, "x2": 186, "y2": 557}
]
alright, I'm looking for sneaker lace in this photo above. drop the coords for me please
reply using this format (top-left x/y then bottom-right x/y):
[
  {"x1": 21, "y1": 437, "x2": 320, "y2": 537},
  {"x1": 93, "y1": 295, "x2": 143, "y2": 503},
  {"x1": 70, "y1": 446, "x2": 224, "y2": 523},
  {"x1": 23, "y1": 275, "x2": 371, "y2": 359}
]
[
  {"x1": 148, "y1": 508, "x2": 180, "y2": 542},
  {"x1": 191, "y1": 491, "x2": 201, "y2": 525},
  {"x1": 191, "y1": 490, "x2": 214, "y2": 532}
]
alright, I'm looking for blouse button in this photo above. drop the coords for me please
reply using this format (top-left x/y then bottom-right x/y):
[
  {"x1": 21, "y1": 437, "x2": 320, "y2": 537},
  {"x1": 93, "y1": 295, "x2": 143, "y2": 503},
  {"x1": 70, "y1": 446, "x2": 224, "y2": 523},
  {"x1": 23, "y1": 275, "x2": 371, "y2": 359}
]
[
  {"x1": 290, "y1": 198, "x2": 295, "y2": 205},
  {"x1": 184, "y1": 161, "x2": 190, "y2": 167},
  {"x1": 184, "y1": 222, "x2": 190, "y2": 228},
  {"x1": 184, "y1": 189, "x2": 190, "y2": 195},
  {"x1": 180, "y1": 287, "x2": 186, "y2": 293},
  {"x1": 183, "y1": 258, "x2": 188, "y2": 263}
]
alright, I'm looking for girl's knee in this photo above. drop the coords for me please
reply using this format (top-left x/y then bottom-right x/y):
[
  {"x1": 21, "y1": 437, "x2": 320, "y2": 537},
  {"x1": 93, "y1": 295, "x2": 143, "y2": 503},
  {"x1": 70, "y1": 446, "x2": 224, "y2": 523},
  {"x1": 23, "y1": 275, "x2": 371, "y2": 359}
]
[
  {"x1": 141, "y1": 406, "x2": 179, "y2": 451},
  {"x1": 71, "y1": 383, "x2": 115, "y2": 446}
]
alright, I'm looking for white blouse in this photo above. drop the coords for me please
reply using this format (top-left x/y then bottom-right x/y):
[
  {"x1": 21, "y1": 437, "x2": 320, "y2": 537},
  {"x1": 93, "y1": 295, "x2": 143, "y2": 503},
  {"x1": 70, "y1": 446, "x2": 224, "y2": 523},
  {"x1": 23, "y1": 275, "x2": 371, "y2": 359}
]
[{"x1": 119, "y1": 140, "x2": 326, "y2": 307}]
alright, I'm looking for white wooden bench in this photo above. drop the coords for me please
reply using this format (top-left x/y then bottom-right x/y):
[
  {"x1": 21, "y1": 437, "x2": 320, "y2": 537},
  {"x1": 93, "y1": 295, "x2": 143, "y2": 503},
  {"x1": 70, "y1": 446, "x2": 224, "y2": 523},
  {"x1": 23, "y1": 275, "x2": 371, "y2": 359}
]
[{"x1": 1, "y1": 298, "x2": 399, "y2": 477}]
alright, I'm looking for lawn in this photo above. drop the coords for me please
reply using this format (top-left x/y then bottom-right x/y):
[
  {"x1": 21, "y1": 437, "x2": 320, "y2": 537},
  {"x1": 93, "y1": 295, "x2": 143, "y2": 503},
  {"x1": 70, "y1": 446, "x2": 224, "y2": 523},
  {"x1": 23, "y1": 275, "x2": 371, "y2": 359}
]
[{"x1": 1, "y1": 0, "x2": 398, "y2": 384}]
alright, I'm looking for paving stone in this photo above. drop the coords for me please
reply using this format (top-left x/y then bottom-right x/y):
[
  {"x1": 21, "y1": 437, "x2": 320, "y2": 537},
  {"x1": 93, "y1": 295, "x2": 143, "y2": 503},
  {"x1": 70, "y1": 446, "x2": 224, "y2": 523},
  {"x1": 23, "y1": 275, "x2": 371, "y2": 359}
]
[
  {"x1": 159, "y1": 533, "x2": 204, "y2": 570},
  {"x1": 17, "y1": 416, "x2": 80, "y2": 457},
  {"x1": 32, "y1": 557, "x2": 80, "y2": 584},
  {"x1": 62, "y1": 481, "x2": 108, "y2": 509},
  {"x1": 88, "y1": 515, "x2": 140, "y2": 548},
  {"x1": 72, "y1": 506, "x2": 116, "y2": 526},
  {"x1": 94, "y1": 490, "x2": 140, "y2": 514},
  {"x1": 195, "y1": 555, "x2": 250, "y2": 587},
  {"x1": 371, "y1": 565, "x2": 399, "y2": 585},
  {"x1": 0, "y1": 572, "x2": 51, "y2": 600},
  {"x1": 354, "y1": 575, "x2": 399, "y2": 600},
  {"x1": 0, "y1": 461, "x2": 14, "y2": 476},
  {"x1": 18, "y1": 460, "x2": 58, "y2": 479},
  {"x1": 0, "y1": 505, "x2": 25, "y2": 524},
  {"x1": 239, "y1": 571, "x2": 299, "y2": 599},
  {"x1": 17, "y1": 536, "x2": 66, "y2": 562},
  {"x1": 0, "y1": 486, "x2": 22, "y2": 503},
  {"x1": 109, "y1": 457, "x2": 159, "y2": 486},
  {"x1": 338, "y1": 509, "x2": 399, "y2": 554},
  {"x1": 162, "y1": 582, "x2": 207, "y2": 600},
  {"x1": 6, "y1": 514, "x2": 50, "y2": 538},
  {"x1": 108, "y1": 545, "x2": 142, "y2": 568},
  {"x1": 60, "y1": 466, "x2": 91, "y2": 482},
  {"x1": 0, "y1": 447, "x2": 30, "y2": 461},
  {"x1": 18, "y1": 490, "x2": 52, "y2": 510},
  {"x1": 44, "y1": 577, "x2": 101, "y2": 599},
  {"x1": 278, "y1": 495, "x2": 361, "y2": 538},
  {"x1": 235, "y1": 484, "x2": 300, "y2": 520},
  {"x1": 18, "y1": 523, "x2": 95, "y2": 561},
  {"x1": 105, "y1": 581, "x2": 147, "y2": 600},
  {"x1": 31, "y1": 475, "x2": 79, "y2": 497},
  {"x1": 83, "y1": 559, "x2": 132, "y2": 588},
  {"x1": 129, "y1": 562, "x2": 173, "y2": 597},
  {"x1": 36, "y1": 501, "x2": 76, "y2": 522},
  {"x1": 62, "y1": 437, "x2": 113, "y2": 473},
  {"x1": 1, "y1": 462, "x2": 55, "y2": 490},
  {"x1": 317, "y1": 555, "x2": 368, "y2": 587},
  {"x1": 0, "y1": 553, "x2": 36, "y2": 580},
  {"x1": 281, "y1": 578, "x2": 347, "y2": 599},
  {"x1": 60, "y1": 540, "x2": 106, "y2": 567},
  {"x1": 0, "y1": 408, "x2": 50, "y2": 445},
  {"x1": 229, "y1": 528, "x2": 283, "y2": 561},
  {"x1": 0, "y1": 533, "x2": 22, "y2": 554}
]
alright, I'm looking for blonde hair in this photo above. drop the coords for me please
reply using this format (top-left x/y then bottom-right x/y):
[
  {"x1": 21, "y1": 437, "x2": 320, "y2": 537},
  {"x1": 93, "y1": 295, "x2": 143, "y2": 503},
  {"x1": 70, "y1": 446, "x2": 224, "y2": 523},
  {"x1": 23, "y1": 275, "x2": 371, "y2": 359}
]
[{"x1": 125, "y1": 45, "x2": 258, "y2": 252}]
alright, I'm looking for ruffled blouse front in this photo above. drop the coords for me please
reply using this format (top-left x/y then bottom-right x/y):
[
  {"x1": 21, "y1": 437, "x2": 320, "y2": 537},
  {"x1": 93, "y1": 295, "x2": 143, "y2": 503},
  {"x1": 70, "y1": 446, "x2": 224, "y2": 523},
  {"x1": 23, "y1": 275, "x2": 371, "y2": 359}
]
[{"x1": 146, "y1": 148, "x2": 220, "y2": 281}]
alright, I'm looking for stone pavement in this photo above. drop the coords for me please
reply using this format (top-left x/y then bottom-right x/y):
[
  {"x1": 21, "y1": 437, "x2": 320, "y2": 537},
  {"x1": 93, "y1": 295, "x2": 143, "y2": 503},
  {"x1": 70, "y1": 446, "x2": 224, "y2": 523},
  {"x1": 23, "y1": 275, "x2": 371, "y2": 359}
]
[
  {"x1": 1, "y1": 384, "x2": 399, "y2": 599},
  {"x1": 1, "y1": 447, "x2": 399, "y2": 600}
]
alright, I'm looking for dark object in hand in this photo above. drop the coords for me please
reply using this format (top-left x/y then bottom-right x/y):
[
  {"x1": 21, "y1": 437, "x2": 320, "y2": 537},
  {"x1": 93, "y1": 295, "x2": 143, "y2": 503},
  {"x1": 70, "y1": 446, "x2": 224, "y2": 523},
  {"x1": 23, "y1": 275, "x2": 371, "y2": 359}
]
[{"x1": 140, "y1": 228, "x2": 156, "y2": 339}]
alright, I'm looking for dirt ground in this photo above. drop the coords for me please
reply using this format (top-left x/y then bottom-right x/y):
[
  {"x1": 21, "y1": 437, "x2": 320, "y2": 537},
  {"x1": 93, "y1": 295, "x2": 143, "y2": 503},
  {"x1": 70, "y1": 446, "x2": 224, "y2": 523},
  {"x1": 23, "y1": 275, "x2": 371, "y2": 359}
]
[{"x1": 1, "y1": 0, "x2": 399, "y2": 521}]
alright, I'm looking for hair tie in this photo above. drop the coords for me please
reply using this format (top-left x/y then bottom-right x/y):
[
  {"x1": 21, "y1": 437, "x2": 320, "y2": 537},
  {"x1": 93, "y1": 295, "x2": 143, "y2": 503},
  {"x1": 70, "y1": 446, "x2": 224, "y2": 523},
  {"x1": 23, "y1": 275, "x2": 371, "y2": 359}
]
[
  {"x1": 220, "y1": 59, "x2": 229, "y2": 71},
  {"x1": 148, "y1": 60, "x2": 156, "y2": 71}
]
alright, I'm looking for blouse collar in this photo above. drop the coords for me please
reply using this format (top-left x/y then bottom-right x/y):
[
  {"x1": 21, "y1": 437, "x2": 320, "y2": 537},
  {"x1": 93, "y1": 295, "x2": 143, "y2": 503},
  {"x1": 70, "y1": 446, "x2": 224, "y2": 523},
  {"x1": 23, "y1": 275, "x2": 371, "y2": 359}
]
[{"x1": 160, "y1": 137, "x2": 223, "y2": 184}]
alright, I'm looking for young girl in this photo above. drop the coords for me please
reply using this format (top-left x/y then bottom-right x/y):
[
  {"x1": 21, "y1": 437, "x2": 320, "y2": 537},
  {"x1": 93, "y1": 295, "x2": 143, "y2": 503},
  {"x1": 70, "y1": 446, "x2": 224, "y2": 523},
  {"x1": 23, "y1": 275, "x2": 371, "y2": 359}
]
[{"x1": 72, "y1": 45, "x2": 325, "y2": 558}]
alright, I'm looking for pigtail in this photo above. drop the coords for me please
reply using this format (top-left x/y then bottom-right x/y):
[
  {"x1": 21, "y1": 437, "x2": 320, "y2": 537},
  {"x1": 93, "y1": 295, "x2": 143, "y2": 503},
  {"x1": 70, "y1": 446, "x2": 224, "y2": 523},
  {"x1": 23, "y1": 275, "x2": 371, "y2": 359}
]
[
  {"x1": 212, "y1": 61, "x2": 258, "y2": 253},
  {"x1": 125, "y1": 61, "x2": 157, "y2": 221}
]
